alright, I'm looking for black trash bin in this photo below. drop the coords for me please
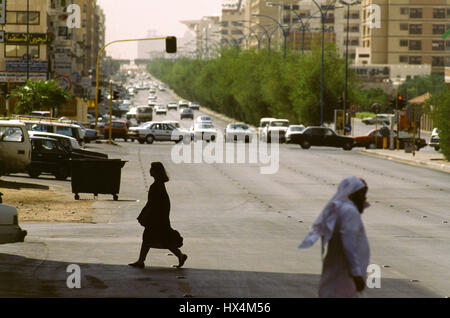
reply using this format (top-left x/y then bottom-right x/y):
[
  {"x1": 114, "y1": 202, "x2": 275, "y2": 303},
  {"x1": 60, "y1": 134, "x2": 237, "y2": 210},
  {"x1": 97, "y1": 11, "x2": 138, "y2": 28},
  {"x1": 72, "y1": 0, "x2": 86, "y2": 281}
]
[{"x1": 71, "y1": 159, "x2": 127, "y2": 201}]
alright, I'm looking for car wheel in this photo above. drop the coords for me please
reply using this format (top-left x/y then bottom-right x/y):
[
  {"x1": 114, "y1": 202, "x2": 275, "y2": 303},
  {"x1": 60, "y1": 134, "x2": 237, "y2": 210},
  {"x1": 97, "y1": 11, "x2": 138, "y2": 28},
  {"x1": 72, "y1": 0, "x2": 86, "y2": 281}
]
[
  {"x1": 343, "y1": 142, "x2": 353, "y2": 151},
  {"x1": 300, "y1": 141, "x2": 311, "y2": 149},
  {"x1": 27, "y1": 169, "x2": 40, "y2": 178},
  {"x1": 146, "y1": 135, "x2": 154, "y2": 144}
]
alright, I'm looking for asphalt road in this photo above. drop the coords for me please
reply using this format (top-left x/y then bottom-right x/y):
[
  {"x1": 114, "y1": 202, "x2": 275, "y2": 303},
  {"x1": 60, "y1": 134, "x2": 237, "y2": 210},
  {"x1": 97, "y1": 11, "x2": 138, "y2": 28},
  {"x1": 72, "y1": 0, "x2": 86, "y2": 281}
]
[{"x1": 0, "y1": 83, "x2": 449, "y2": 298}]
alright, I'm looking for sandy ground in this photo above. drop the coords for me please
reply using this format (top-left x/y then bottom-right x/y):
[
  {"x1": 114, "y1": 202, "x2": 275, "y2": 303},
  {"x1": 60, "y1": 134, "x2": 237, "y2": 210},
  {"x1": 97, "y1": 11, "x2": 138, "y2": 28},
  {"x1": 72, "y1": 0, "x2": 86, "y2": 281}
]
[{"x1": 0, "y1": 182, "x2": 93, "y2": 223}]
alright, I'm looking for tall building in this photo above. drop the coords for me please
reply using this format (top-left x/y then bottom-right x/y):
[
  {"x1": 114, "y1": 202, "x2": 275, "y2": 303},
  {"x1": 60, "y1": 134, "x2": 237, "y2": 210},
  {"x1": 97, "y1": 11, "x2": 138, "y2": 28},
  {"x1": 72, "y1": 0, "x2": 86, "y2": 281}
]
[
  {"x1": 181, "y1": 16, "x2": 221, "y2": 58},
  {"x1": 360, "y1": 0, "x2": 450, "y2": 75},
  {"x1": 220, "y1": 8, "x2": 245, "y2": 48}
]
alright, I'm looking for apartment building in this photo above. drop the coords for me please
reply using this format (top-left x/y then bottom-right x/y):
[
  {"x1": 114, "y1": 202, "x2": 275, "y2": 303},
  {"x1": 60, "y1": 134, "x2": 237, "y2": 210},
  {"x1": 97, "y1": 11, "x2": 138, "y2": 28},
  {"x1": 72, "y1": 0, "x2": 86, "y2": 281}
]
[
  {"x1": 360, "y1": 0, "x2": 450, "y2": 75},
  {"x1": 181, "y1": 16, "x2": 221, "y2": 58},
  {"x1": 220, "y1": 8, "x2": 245, "y2": 48}
]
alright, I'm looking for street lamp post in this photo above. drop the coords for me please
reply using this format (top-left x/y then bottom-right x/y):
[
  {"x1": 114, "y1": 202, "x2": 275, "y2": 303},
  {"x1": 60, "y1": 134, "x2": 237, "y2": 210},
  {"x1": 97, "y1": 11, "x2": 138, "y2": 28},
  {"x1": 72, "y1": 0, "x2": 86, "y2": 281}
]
[
  {"x1": 26, "y1": 0, "x2": 30, "y2": 80},
  {"x1": 238, "y1": 20, "x2": 277, "y2": 53},
  {"x1": 311, "y1": 0, "x2": 338, "y2": 126},
  {"x1": 340, "y1": 0, "x2": 361, "y2": 133},
  {"x1": 289, "y1": 9, "x2": 321, "y2": 53},
  {"x1": 252, "y1": 13, "x2": 290, "y2": 60}
]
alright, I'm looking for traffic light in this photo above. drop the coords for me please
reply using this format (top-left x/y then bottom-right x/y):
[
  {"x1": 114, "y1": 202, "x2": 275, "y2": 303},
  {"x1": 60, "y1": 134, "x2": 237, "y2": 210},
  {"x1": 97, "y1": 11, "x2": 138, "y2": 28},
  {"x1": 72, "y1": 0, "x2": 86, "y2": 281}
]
[
  {"x1": 112, "y1": 90, "x2": 120, "y2": 100},
  {"x1": 397, "y1": 94, "x2": 407, "y2": 108},
  {"x1": 166, "y1": 36, "x2": 177, "y2": 54},
  {"x1": 97, "y1": 89, "x2": 103, "y2": 104}
]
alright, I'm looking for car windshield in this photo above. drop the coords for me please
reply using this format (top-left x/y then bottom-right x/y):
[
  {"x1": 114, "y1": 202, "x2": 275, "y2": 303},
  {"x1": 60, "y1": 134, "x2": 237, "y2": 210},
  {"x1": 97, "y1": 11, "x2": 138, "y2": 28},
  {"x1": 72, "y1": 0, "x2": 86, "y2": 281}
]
[
  {"x1": 182, "y1": 109, "x2": 192, "y2": 113},
  {"x1": 290, "y1": 126, "x2": 305, "y2": 131},
  {"x1": 137, "y1": 108, "x2": 152, "y2": 113},
  {"x1": 230, "y1": 124, "x2": 249, "y2": 130},
  {"x1": 197, "y1": 124, "x2": 214, "y2": 129},
  {"x1": 271, "y1": 121, "x2": 289, "y2": 127}
]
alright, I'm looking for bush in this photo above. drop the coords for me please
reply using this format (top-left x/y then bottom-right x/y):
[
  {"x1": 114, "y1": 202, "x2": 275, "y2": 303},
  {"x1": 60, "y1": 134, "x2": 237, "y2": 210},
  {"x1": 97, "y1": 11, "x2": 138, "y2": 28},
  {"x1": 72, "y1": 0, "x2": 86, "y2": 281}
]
[{"x1": 429, "y1": 88, "x2": 450, "y2": 160}]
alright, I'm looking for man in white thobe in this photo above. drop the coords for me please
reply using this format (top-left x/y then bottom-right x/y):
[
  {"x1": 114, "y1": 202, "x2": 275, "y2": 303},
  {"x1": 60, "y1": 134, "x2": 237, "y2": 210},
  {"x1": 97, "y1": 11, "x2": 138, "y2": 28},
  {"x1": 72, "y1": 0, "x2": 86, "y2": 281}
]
[{"x1": 299, "y1": 176, "x2": 370, "y2": 298}]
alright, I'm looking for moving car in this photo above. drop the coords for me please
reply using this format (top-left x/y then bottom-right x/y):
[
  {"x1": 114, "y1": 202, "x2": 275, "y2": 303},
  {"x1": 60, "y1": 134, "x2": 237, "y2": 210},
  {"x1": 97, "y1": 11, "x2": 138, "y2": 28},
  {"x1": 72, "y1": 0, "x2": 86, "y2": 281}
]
[
  {"x1": 104, "y1": 120, "x2": 129, "y2": 141},
  {"x1": 430, "y1": 128, "x2": 440, "y2": 151},
  {"x1": 191, "y1": 123, "x2": 217, "y2": 142},
  {"x1": 128, "y1": 121, "x2": 190, "y2": 144},
  {"x1": 148, "y1": 94, "x2": 157, "y2": 101},
  {"x1": 196, "y1": 115, "x2": 212, "y2": 124},
  {"x1": 178, "y1": 100, "x2": 189, "y2": 109},
  {"x1": 189, "y1": 102, "x2": 200, "y2": 110},
  {"x1": 180, "y1": 108, "x2": 194, "y2": 120},
  {"x1": 258, "y1": 117, "x2": 276, "y2": 141},
  {"x1": 289, "y1": 126, "x2": 354, "y2": 151},
  {"x1": 286, "y1": 125, "x2": 306, "y2": 143},
  {"x1": 0, "y1": 202, "x2": 27, "y2": 244},
  {"x1": 163, "y1": 120, "x2": 180, "y2": 128},
  {"x1": 263, "y1": 119, "x2": 290, "y2": 143},
  {"x1": 154, "y1": 105, "x2": 168, "y2": 115},
  {"x1": 167, "y1": 102, "x2": 178, "y2": 111},
  {"x1": 354, "y1": 128, "x2": 427, "y2": 150},
  {"x1": 0, "y1": 120, "x2": 31, "y2": 176},
  {"x1": 225, "y1": 123, "x2": 254, "y2": 143},
  {"x1": 362, "y1": 114, "x2": 391, "y2": 125},
  {"x1": 135, "y1": 106, "x2": 153, "y2": 124}
]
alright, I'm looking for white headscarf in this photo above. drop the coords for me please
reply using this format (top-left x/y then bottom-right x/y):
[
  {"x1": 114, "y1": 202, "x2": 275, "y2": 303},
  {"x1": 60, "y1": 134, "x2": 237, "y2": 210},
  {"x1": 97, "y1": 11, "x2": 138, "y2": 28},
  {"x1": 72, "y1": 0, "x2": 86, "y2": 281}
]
[{"x1": 298, "y1": 176, "x2": 369, "y2": 254}]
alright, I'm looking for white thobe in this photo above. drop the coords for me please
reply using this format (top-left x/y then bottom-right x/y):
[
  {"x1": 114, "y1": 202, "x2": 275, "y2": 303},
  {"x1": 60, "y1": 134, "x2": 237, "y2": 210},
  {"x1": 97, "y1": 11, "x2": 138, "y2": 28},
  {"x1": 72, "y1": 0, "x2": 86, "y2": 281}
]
[{"x1": 318, "y1": 201, "x2": 370, "y2": 298}]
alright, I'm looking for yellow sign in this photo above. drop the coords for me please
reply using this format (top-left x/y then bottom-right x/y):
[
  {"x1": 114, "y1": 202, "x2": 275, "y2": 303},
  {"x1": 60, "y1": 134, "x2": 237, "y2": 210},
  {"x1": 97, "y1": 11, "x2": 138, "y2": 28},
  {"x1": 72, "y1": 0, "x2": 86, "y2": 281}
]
[{"x1": 5, "y1": 33, "x2": 52, "y2": 45}]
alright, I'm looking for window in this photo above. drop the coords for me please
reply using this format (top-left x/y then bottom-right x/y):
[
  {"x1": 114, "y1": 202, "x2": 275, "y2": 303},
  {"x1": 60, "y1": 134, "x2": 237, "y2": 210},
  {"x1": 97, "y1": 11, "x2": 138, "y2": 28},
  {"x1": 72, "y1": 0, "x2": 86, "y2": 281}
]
[
  {"x1": 409, "y1": 40, "x2": 422, "y2": 50},
  {"x1": 432, "y1": 40, "x2": 445, "y2": 51},
  {"x1": 5, "y1": 11, "x2": 40, "y2": 25},
  {"x1": 400, "y1": 8, "x2": 409, "y2": 15},
  {"x1": 232, "y1": 21, "x2": 242, "y2": 27},
  {"x1": 400, "y1": 40, "x2": 408, "y2": 47},
  {"x1": 56, "y1": 126, "x2": 73, "y2": 137},
  {"x1": 432, "y1": 56, "x2": 444, "y2": 67},
  {"x1": 400, "y1": 23, "x2": 409, "y2": 31},
  {"x1": 0, "y1": 127, "x2": 24, "y2": 143},
  {"x1": 410, "y1": 8, "x2": 422, "y2": 18},
  {"x1": 5, "y1": 45, "x2": 39, "y2": 58},
  {"x1": 399, "y1": 56, "x2": 408, "y2": 63},
  {"x1": 409, "y1": 56, "x2": 422, "y2": 64},
  {"x1": 231, "y1": 30, "x2": 242, "y2": 35},
  {"x1": 221, "y1": 30, "x2": 228, "y2": 35},
  {"x1": 433, "y1": 24, "x2": 446, "y2": 34},
  {"x1": 221, "y1": 21, "x2": 229, "y2": 27},
  {"x1": 446, "y1": 41, "x2": 450, "y2": 51},
  {"x1": 433, "y1": 8, "x2": 446, "y2": 19},
  {"x1": 409, "y1": 24, "x2": 422, "y2": 34}
]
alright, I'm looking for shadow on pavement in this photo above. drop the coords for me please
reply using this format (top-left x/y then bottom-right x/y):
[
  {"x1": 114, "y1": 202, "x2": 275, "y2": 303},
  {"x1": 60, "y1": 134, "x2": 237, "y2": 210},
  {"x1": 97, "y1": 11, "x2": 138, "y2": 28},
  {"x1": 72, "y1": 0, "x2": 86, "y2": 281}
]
[
  {"x1": 0, "y1": 179, "x2": 50, "y2": 190},
  {"x1": 0, "y1": 252, "x2": 438, "y2": 298}
]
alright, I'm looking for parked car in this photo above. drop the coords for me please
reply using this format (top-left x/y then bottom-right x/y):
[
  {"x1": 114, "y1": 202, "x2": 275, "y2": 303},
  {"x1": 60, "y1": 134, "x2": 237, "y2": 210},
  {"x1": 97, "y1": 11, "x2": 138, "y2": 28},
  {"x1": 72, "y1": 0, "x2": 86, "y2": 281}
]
[
  {"x1": 189, "y1": 102, "x2": 200, "y2": 110},
  {"x1": 289, "y1": 126, "x2": 354, "y2": 150},
  {"x1": 0, "y1": 120, "x2": 31, "y2": 176},
  {"x1": 128, "y1": 121, "x2": 190, "y2": 144},
  {"x1": 167, "y1": 102, "x2": 178, "y2": 111},
  {"x1": 27, "y1": 136, "x2": 71, "y2": 180},
  {"x1": 154, "y1": 104, "x2": 168, "y2": 115},
  {"x1": 191, "y1": 123, "x2": 217, "y2": 142},
  {"x1": 20, "y1": 119, "x2": 84, "y2": 146},
  {"x1": 0, "y1": 202, "x2": 27, "y2": 244},
  {"x1": 430, "y1": 128, "x2": 440, "y2": 151},
  {"x1": 59, "y1": 118, "x2": 97, "y2": 143},
  {"x1": 225, "y1": 123, "x2": 254, "y2": 143},
  {"x1": 362, "y1": 114, "x2": 391, "y2": 125},
  {"x1": 286, "y1": 125, "x2": 306, "y2": 143},
  {"x1": 196, "y1": 115, "x2": 213, "y2": 124},
  {"x1": 180, "y1": 108, "x2": 194, "y2": 120},
  {"x1": 263, "y1": 119, "x2": 290, "y2": 143},
  {"x1": 104, "y1": 120, "x2": 129, "y2": 141},
  {"x1": 354, "y1": 128, "x2": 427, "y2": 150},
  {"x1": 28, "y1": 131, "x2": 107, "y2": 160}
]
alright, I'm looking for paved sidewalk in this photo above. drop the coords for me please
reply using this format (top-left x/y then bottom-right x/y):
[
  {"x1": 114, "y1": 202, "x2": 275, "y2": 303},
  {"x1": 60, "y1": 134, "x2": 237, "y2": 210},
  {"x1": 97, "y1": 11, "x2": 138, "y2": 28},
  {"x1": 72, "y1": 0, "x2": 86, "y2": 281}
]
[{"x1": 359, "y1": 148, "x2": 450, "y2": 173}]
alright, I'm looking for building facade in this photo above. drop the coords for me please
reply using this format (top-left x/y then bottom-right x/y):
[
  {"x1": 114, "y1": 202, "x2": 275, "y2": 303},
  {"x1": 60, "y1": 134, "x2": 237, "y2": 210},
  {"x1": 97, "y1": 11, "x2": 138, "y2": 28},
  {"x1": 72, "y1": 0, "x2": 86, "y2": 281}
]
[
  {"x1": 360, "y1": 0, "x2": 450, "y2": 75},
  {"x1": 181, "y1": 16, "x2": 221, "y2": 58}
]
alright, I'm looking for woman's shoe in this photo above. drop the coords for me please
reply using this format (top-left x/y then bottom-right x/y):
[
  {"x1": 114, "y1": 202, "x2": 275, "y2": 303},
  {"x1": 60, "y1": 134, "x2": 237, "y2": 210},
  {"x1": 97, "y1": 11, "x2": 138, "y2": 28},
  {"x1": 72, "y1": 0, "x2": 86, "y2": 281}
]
[
  {"x1": 176, "y1": 254, "x2": 188, "y2": 268},
  {"x1": 128, "y1": 261, "x2": 145, "y2": 268}
]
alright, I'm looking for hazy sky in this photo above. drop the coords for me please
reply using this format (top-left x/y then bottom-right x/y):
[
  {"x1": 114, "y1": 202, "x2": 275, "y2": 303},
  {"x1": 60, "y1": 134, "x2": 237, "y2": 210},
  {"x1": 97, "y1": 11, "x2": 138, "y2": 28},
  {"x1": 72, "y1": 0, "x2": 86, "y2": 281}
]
[{"x1": 96, "y1": 0, "x2": 223, "y2": 60}]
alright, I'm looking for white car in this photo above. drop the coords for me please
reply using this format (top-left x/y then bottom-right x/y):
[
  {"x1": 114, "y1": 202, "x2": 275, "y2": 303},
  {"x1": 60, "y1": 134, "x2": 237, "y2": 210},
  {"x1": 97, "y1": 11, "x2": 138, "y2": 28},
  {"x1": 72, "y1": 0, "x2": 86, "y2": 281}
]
[
  {"x1": 196, "y1": 115, "x2": 212, "y2": 124},
  {"x1": 189, "y1": 102, "x2": 200, "y2": 110},
  {"x1": 148, "y1": 94, "x2": 157, "y2": 101},
  {"x1": 263, "y1": 119, "x2": 290, "y2": 143},
  {"x1": 191, "y1": 123, "x2": 217, "y2": 142},
  {"x1": 286, "y1": 125, "x2": 306, "y2": 143},
  {"x1": 128, "y1": 121, "x2": 190, "y2": 144},
  {"x1": 163, "y1": 120, "x2": 180, "y2": 128},
  {"x1": 178, "y1": 100, "x2": 189, "y2": 109},
  {"x1": 225, "y1": 123, "x2": 255, "y2": 143},
  {"x1": 0, "y1": 202, "x2": 27, "y2": 244},
  {"x1": 154, "y1": 105, "x2": 167, "y2": 115},
  {"x1": 167, "y1": 102, "x2": 178, "y2": 111}
]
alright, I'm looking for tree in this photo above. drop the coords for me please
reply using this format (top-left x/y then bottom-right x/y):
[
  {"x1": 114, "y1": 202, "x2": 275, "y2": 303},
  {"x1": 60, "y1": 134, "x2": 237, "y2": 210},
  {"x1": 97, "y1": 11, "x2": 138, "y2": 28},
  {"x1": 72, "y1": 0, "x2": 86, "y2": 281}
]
[
  {"x1": 428, "y1": 88, "x2": 450, "y2": 160},
  {"x1": 9, "y1": 80, "x2": 71, "y2": 115}
]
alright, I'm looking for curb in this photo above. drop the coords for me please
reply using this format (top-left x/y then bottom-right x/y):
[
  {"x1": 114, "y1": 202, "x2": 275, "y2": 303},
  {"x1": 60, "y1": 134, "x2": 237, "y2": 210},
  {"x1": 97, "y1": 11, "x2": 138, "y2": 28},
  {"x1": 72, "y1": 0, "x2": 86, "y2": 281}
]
[{"x1": 358, "y1": 150, "x2": 450, "y2": 173}]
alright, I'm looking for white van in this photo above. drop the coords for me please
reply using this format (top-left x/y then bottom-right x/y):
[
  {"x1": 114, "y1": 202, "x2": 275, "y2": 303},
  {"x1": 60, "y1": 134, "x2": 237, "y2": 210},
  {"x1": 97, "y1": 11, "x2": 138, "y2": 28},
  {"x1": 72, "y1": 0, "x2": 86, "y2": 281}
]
[
  {"x1": 19, "y1": 119, "x2": 84, "y2": 145},
  {"x1": 0, "y1": 120, "x2": 31, "y2": 175}
]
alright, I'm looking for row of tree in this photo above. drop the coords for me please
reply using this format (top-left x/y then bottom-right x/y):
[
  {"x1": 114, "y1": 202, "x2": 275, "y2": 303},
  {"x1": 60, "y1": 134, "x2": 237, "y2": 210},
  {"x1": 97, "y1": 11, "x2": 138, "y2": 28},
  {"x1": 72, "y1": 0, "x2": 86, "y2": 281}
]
[{"x1": 148, "y1": 45, "x2": 392, "y2": 127}]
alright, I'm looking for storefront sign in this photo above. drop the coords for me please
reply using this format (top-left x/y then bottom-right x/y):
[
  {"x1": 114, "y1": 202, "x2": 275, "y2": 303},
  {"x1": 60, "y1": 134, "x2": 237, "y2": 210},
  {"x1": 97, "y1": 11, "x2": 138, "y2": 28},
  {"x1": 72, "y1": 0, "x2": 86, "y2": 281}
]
[
  {"x1": 0, "y1": 0, "x2": 6, "y2": 25},
  {"x1": 5, "y1": 33, "x2": 52, "y2": 45},
  {"x1": 0, "y1": 72, "x2": 48, "y2": 83},
  {"x1": 350, "y1": 65, "x2": 391, "y2": 78},
  {"x1": 6, "y1": 60, "x2": 49, "y2": 72}
]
